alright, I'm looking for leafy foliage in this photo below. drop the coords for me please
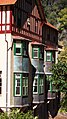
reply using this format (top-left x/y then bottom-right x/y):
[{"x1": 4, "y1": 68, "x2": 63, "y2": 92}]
[
  {"x1": 57, "y1": 8, "x2": 67, "y2": 30},
  {"x1": 58, "y1": 40, "x2": 67, "y2": 62},
  {"x1": 0, "y1": 109, "x2": 37, "y2": 119},
  {"x1": 51, "y1": 60, "x2": 67, "y2": 92},
  {"x1": 41, "y1": 0, "x2": 67, "y2": 32},
  {"x1": 51, "y1": 59, "x2": 67, "y2": 111}
]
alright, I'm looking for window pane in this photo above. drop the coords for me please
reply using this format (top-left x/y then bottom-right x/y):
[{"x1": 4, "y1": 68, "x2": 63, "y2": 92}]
[
  {"x1": 15, "y1": 74, "x2": 21, "y2": 96},
  {"x1": 23, "y1": 42, "x2": 28, "y2": 56},
  {"x1": 22, "y1": 74, "x2": 28, "y2": 96},
  {"x1": 46, "y1": 52, "x2": 51, "y2": 61},
  {"x1": 39, "y1": 47, "x2": 44, "y2": 59},
  {"x1": 26, "y1": 87, "x2": 28, "y2": 95},
  {"x1": 16, "y1": 48, "x2": 21, "y2": 53},
  {"x1": 15, "y1": 42, "x2": 22, "y2": 55},
  {"x1": 33, "y1": 48, "x2": 38, "y2": 58},
  {"x1": 23, "y1": 87, "x2": 25, "y2": 95},
  {"x1": 33, "y1": 86, "x2": 37, "y2": 92},
  {"x1": 39, "y1": 75, "x2": 44, "y2": 94},
  {"x1": 17, "y1": 79, "x2": 20, "y2": 86},
  {"x1": 33, "y1": 76, "x2": 38, "y2": 93},
  {"x1": 16, "y1": 87, "x2": 20, "y2": 94},
  {"x1": 26, "y1": 79, "x2": 28, "y2": 86}
]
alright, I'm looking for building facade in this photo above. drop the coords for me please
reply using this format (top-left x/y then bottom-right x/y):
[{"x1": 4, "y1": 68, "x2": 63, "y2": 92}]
[{"x1": 0, "y1": 0, "x2": 59, "y2": 118}]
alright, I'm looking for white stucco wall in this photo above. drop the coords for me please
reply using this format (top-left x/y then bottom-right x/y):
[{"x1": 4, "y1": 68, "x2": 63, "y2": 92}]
[{"x1": 0, "y1": 33, "x2": 12, "y2": 111}]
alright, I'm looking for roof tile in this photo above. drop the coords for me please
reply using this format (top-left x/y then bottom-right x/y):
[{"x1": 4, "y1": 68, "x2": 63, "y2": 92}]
[{"x1": 0, "y1": 0, "x2": 17, "y2": 5}]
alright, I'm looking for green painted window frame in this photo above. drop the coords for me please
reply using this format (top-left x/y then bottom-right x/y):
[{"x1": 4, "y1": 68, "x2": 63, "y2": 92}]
[
  {"x1": 22, "y1": 74, "x2": 28, "y2": 96},
  {"x1": 33, "y1": 75, "x2": 38, "y2": 94},
  {"x1": 39, "y1": 75, "x2": 44, "y2": 94},
  {"x1": 46, "y1": 51, "x2": 52, "y2": 62},
  {"x1": 32, "y1": 47, "x2": 39, "y2": 58},
  {"x1": 32, "y1": 46, "x2": 44, "y2": 59},
  {"x1": 33, "y1": 74, "x2": 44, "y2": 95},
  {"x1": 14, "y1": 73, "x2": 22, "y2": 96},
  {"x1": 14, "y1": 41, "x2": 28, "y2": 56},
  {"x1": 14, "y1": 73, "x2": 28, "y2": 97},
  {"x1": 14, "y1": 42, "x2": 22, "y2": 56}
]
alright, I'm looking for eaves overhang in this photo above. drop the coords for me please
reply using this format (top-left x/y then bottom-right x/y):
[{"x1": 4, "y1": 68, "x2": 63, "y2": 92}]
[
  {"x1": 36, "y1": 0, "x2": 47, "y2": 22},
  {"x1": 0, "y1": 0, "x2": 17, "y2": 5},
  {"x1": 45, "y1": 21, "x2": 58, "y2": 31}
]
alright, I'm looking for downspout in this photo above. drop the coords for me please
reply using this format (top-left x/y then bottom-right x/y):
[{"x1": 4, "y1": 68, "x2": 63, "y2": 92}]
[{"x1": 5, "y1": 6, "x2": 8, "y2": 112}]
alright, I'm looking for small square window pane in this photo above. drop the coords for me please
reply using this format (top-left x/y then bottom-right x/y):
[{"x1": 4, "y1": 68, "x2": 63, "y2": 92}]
[
  {"x1": 16, "y1": 87, "x2": 20, "y2": 94},
  {"x1": 33, "y1": 48, "x2": 38, "y2": 58},
  {"x1": 16, "y1": 48, "x2": 21, "y2": 54},
  {"x1": 46, "y1": 52, "x2": 51, "y2": 61},
  {"x1": 6, "y1": 25, "x2": 10, "y2": 30},
  {"x1": 2, "y1": 26, "x2": 5, "y2": 31}
]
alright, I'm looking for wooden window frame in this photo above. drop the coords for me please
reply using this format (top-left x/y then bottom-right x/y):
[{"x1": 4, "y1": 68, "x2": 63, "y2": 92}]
[
  {"x1": 32, "y1": 46, "x2": 44, "y2": 59},
  {"x1": 39, "y1": 75, "x2": 44, "y2": 94},
  {"x1": 33, "y1": 75, "x2": 38, "y2": 94},
  {"x1": 14, "y1": 41, "x2": 28, "y2": 56},
  {"x1": 14, "y1": 42, "x2": 22, "y2": 56},
  {"x1": 14, "y1": 73, "x2": 22, "y2": 96},
  {"x1": 46, "y1": 51, "x2": 52, "y2": 62},
  {"x1": 0, "y1": 6, "x2": 11, "y2": 33},
  {"x1": 14, "y1": 73, "x2": 28, "y2": 97},
  {"x1": 22, "y1": 74, "x2": 28, "y2": 96},
  {"x1": 32, "y1": 47, "x2": 39, "y2": 59},
  {"x1": 33, "y1": 74, "x2": 44, "y2": 95}
]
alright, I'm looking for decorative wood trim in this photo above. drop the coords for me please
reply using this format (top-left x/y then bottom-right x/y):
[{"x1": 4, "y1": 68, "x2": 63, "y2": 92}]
[
  {"x1": 12, "y1": 24, "x2": 42, "y2": 37},
  {"x1": 12, "y1": 31, "x2": 42, "y2": 43},
  {"x1": 0, "y1": 6, "x2": 11, "y2": 33}
]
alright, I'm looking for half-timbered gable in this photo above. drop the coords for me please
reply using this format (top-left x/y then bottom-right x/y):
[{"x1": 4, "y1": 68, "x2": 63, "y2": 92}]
[
  {"x1": 0, "y1": 5, "x2": 12, "y2": 33},
  {"x1": 12, "y1": 0, "x2": 46, "y2": 42}
]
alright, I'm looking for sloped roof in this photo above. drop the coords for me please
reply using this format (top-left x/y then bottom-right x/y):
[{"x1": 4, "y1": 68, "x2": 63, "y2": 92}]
[
  {"x1": 36, "y1": 0, "x2": 47, "y2": 22},
  {"x1": 31, "y1": 41, "x2": 46, "y2": 46},
  {"x1": 45, "y1": 21, "x2": 58, "y2": 31},
  {"x1": 0, "y1": 0, "x2": 17, "y2": 5}
]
